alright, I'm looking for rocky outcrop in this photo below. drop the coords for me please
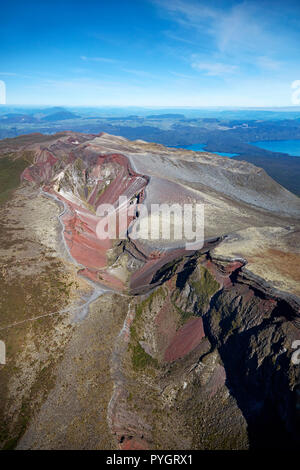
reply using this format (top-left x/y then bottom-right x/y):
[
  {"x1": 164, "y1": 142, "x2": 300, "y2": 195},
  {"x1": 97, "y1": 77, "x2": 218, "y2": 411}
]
[{"x1": 109, "y1": 253, "x2": 299, "y2": 449}]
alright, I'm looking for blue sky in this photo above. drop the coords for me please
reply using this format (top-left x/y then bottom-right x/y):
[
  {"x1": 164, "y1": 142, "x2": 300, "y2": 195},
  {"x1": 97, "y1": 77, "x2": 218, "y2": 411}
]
[{"x1": 1, "y1": 0, "x2": 300, "y2": 107}]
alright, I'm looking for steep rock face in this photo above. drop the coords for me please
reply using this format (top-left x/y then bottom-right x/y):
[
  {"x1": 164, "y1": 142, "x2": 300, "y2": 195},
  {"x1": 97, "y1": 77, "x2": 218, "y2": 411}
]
[
  {"x1": 205, "y1": 257, "x2": 299, "y2": 447},
  {"x1": 109, "y1": 255, "x2": 299, "y2": 449},
  {"x1": 0, "y1": 131, "x2": 299, "y2": 450}
]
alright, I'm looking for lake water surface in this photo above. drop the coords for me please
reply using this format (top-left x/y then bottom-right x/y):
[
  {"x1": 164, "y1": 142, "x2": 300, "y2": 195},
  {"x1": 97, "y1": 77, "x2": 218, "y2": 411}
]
[
  {"x1": 251, "y1": 139, "x2": 300, "y2": 156},
  {"x1": 174, "y1": 143, "x2": 238, "y2": 157}
]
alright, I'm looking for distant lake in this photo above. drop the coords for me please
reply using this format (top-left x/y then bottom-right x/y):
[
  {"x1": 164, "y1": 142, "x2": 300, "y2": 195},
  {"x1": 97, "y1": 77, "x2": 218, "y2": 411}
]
[
  {"x1": 251, "y1": 139, "x2": 300, "y2": 156},
  {"x1": 173, "y1": 143, "x2": 238, "y2": 157}
]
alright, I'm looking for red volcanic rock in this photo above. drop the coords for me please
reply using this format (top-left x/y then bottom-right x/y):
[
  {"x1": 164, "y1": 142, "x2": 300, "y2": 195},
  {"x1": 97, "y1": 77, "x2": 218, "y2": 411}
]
[
  {"x1": 21, "y1": 167, "x2": 35, "y2": 183},
  {"x1": 204, "y1": 259, "x2": 244, "y2": 289},
  {"x1": 120, "y1": 437, "x2": 148, "y2": 450},
  {"x1": 21, "y1": 149, "x2": 58, "y2": 183},
  {"x1": 62, "y1": 208, "x2": 111, "y2": 269},
  {"x1": 28, "y1": 150, "x2": 148, "y2": 292},
  {"x1": 49, "y1": 152, "x2": 148, "y2": 291},
  {"x1": 93, "y1": 154, "x2": 147, "y2": 205},
  {"x1": 21, "y1": 139, "x2": 218, "y2": 295},
  {"x1": 164, "y1": 317, "x2": 205, "y2": 362}
]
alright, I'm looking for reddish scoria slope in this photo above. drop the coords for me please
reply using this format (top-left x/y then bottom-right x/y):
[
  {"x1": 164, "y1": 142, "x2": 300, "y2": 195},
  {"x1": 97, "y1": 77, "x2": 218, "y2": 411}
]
[
  {"x1": 19, "y1": 133, "x2": 210, "y2": 293},
  {"x1": 21, "y1": 141, "x2": 148, "y2": 291}
]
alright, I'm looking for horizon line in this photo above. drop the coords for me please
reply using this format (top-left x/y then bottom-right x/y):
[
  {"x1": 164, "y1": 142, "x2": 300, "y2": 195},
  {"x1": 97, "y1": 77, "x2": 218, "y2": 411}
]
[{"x1": 2, "y1": 104, "x2": 300, "y2": 110}]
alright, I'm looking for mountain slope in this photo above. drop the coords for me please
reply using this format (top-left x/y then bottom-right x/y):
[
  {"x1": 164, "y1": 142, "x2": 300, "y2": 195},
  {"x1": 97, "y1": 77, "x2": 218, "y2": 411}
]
[{"x1": 0, "y1": 131, "x2": 299, "y2": 450}]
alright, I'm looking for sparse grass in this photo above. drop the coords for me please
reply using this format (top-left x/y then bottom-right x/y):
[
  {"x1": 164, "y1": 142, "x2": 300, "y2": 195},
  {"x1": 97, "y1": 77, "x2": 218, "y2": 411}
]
[
  {"x1": 0, "y1": 265, "x2": 73, "y2": 327},
  {"x1": 74, "y1": 157, "x2": 84, "y2": 171},
  {"x1": 135, "y1": 287, "x2": 166, "y2": 319},
  {"x1": 0, "y1": 253, "x2": 74, "y2": 449},
  {"x1": 0, "y1": 133, "x2": 66, "y2": 152},
  {"x1": 171, "y1": 300, "x2": 194, "y2": 325},
  {"x1": 190, "y1": 265, "x2": 220, "y2": 313},
  {"x1": 130, "y1": 342, "x2": 158, "y2": 371},
  {"x1": 97, "y1": 179, "x2": 111, "y2": 198},
  {"x1": 128, "y1": 288, "x2": 165, "y2": 371},
  {"x1": 0, "y1": 155, "x2": 28, "y2": 205}
]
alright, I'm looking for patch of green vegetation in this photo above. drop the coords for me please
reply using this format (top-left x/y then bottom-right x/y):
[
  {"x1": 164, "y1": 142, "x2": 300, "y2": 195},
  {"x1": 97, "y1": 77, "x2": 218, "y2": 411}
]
[
  {"x1": 228, "y1": 315, "x2": 243, "y2": 335},
  {"x1": 2, "y1": 436, "x2": 19, "y2": 450},
  {"x1": 210, "y1": 306, "x2": 222, "y2": 326},
  {"x1": 190, "y1": 265, "x2": 220, "y2": 313},
  {"x1": 130, "y1": 324, "x2": 138, "y2": 341},
  {"x1": 74, "y1": 157, "x2": 84, "y2": 171},
  {"x1": 1, "y1": 399, "x2": 31, "y2": 450},
  {"x1": 129, "y1": 287, "x2": 165, "y2": 371},
  {"x1": 97, "y1": 186, "x2": 105, "y2": 198},
  {"x1": 97, "y1": 179, "x2": 111, "y2": 198},
  {"x1": 130, "y1": 341, "x2": 158, "y2": 371},
  {"x1": 171, "y1": 300, "x2": 194, "y2": 326},
  {"x1": 135, "y1": 286, "x2": 166, "y2": 320},
  {"x1": 0, "y1": 155, "x2": 28, "y2": 205}
]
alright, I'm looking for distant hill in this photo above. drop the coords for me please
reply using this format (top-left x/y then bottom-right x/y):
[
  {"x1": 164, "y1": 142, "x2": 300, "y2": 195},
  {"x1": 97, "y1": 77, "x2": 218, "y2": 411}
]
[
  {"x1": 41, "y1": 110, "x2": 80, "y2": 122},
  {"x1": 0, "y1": 114, "x2": 37, "y2": 124},
  {"x1": 146, "y1": 113, "x2": 185, "y2": 119},
  {"x1": 0, "y1": 107, "x2": 80, "y2": 124},
  {"x1": 32, "y1": 106, "x2": 72, "y2": 117}
]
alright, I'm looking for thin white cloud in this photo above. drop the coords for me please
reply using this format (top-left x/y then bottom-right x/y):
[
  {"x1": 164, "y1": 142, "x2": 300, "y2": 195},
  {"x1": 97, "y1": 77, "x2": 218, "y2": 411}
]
[
  {"x1": 170, "y1": 71, "x2": 197, "y2": 79},
  {"x1": 191, "y1": 62, "x2": 238, "y2": 76},
  {"x1": 120, "y1": 68, "x2": 159, "y2": 79},
  {"x1": 80, "y1": 55, "x2": 121, "y2": 64},
  {"x1": 153, "y1": 0, "x2": 294, "y2": 58},
  {"x1": 163, "y1": 30, "x2": 201, "y2": 46},
  {"x1": 257, "y1": 56, "x2": 281, "y2": 71},
  {"x1": 0, "y1": 72, "x2": 34, "y2": 79},
  {"x1": 154, "y1": 0, "x2": 217, "y2": 22},
  {"x1": 43, "y1": 77, "x2": 125, "y2": 89}
]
